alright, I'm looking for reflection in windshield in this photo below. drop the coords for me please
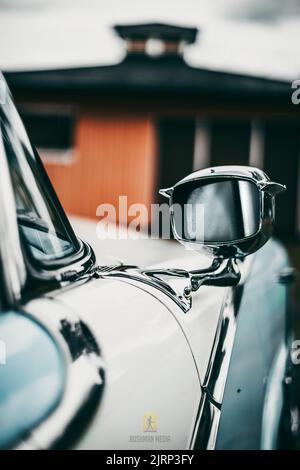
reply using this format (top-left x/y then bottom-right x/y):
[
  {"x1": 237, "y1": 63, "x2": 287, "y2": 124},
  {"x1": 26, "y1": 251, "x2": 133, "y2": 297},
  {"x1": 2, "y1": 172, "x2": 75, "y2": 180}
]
[{"x1": 0, "y1": 92, "x2": 77, "y2": 263}]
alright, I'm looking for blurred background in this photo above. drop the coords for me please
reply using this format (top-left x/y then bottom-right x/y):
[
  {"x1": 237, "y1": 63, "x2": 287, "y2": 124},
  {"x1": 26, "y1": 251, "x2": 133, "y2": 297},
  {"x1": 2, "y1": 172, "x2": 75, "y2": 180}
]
[{"x1": 0, "y1": 0, "x2": 300, "y2": 279}]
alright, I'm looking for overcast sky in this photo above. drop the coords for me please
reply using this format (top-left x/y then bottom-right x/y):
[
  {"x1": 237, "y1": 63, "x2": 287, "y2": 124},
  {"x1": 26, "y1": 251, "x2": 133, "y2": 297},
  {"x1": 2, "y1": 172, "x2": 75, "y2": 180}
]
[{"x1": 0, "y1": 0, "x2": 299, "y2": 80}]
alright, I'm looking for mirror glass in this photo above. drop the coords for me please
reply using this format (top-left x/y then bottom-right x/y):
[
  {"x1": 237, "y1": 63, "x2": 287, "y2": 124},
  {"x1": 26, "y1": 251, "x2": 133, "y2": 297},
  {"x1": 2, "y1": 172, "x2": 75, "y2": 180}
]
[{"x1": 172, "y1": 178, "x2": 261, "y2": 243}]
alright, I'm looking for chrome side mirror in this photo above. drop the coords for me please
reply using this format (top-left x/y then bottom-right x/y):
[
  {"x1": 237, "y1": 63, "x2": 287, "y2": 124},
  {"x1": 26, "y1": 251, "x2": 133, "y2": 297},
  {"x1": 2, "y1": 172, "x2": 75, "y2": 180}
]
[
  {"x1": 160, "y1": 166, "x2": 286, "y2": 259},
  {"x1": 159, "y1": 166, "x2": 286, "y2": 298},
  {"x1": 98, "y1": 166, "x2": 286, "y2": 314}
]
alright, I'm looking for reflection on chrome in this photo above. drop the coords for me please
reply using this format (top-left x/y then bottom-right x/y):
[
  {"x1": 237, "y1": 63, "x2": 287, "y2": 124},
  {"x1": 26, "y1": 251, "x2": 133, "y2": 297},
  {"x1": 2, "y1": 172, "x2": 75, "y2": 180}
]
[{"x1": 16, "y1": 305, "x2": 105, "y2": 450}]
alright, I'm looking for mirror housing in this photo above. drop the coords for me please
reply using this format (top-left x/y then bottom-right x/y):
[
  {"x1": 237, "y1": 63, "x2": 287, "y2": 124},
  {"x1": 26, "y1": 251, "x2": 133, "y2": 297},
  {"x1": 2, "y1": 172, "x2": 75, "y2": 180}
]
[{"x1": 160, "y1": 166, "x2": 286, "y2": 259}]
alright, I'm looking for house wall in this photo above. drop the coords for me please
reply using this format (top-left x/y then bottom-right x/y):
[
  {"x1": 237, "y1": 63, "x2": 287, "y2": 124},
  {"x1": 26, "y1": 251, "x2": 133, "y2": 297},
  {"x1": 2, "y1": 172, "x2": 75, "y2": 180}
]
[
  {"x1": 14, "y1": 92, "x2": 300, "y2": 240},
  {"x1": 44, "y1": 112, "x2": 157, "y2": 225}
]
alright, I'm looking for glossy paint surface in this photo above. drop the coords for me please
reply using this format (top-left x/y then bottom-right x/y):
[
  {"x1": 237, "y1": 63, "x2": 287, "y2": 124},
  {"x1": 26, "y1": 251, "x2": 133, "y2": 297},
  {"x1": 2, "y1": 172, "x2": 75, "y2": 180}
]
[{"x1": 42, "y1": 278, "x2": 201, "y2": 449}]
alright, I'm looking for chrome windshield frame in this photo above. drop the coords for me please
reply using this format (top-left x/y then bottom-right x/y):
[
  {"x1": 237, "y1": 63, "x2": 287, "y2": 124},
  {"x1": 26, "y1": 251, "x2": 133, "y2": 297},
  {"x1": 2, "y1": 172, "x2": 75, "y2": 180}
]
[
  {"x1": 0, "y1": 77, "x2": 96, "y2": 304},
  {"x1": 0, "y1": 122, "x2": 26, "y2": 306}
]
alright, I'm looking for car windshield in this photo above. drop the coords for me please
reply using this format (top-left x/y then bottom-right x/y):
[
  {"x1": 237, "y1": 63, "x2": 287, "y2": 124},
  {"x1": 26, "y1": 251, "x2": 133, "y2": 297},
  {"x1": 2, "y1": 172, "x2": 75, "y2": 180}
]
[{"x1": 0, "y1": 90, "x2": 78, "y2": 265}]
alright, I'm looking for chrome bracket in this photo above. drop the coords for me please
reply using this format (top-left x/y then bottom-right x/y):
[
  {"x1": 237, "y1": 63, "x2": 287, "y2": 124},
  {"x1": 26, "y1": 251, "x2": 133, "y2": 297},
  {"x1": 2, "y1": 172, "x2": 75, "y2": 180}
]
[
  {"x1": 95, "y1": 257, "x2": 241, "y2": 313},
  {"x1": 95, "y1": 264, "x2": 192, "y2": 313},
  {"x1": 190, "y1": 257, "x2": 241, "y2": 292}
]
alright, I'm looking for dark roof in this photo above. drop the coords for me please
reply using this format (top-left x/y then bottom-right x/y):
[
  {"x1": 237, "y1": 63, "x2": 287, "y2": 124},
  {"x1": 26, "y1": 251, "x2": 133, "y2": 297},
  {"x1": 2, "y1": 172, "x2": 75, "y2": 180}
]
[
  {"x1": 4, "y1": 55, "x2": 291, "y2": 101},
  {"x1": 114, "y1": 23, "x2": 198, "y2": 44}
]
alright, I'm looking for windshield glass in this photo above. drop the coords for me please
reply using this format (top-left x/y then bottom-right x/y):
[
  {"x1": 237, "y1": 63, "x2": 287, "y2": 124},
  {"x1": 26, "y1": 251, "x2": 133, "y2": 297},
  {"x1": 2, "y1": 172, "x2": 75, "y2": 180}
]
[{"x1": 0, "y1": 91, "x2": 78, "y2": 265}]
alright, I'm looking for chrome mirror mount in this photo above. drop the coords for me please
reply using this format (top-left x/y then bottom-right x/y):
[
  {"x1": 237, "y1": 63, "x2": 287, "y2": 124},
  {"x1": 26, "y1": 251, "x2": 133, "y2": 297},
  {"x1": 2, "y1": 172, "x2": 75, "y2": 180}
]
[
  {"x1": 96, "y1": 258, "x2": 240, "y2": 313},
  {"x1": 96, "y1": 264, "x2": 193, "y2": 313},
  {"x1": 189, "y1": 257, "x2": 241, "y2": 292}
]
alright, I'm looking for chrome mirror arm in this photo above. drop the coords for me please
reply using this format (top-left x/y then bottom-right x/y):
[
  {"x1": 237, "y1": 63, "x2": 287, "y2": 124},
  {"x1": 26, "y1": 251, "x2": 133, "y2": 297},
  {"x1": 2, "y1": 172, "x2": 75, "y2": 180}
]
[
  {"x1": 190, "y1": 258, "x2": 241, "y2": 292},
  {"x1": 139, "y1": 258, "x2": 240, "y2": 302},
  {"x1": 190, "y1": 257, "x2": 223, "y2": 276}
]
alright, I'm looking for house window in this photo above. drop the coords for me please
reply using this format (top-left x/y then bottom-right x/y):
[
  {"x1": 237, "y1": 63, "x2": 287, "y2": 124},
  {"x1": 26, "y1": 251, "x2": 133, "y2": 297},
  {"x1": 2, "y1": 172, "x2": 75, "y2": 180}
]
[
  {"x1": 264, "y1": 121, "x2": 300, "y2": 240},
  {"x1": 210, "y1": 119, "x2": 251, "y2": 167},
  {"x1": 21, "y1": 108, "x2": 75, "y2": 164},
  {"x1": 157, "y1": 117, "x2": 196, "y2": 195},
  {"x1": 193, "y1": 119, "x2": 211, "y2": 171}
]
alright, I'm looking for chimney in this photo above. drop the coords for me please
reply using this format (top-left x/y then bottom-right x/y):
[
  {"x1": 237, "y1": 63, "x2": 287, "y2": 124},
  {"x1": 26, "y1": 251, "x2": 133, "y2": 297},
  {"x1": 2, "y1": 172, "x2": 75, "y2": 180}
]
[{"x1": 114, "y1": 23, "x2": 198, "y2": 59}]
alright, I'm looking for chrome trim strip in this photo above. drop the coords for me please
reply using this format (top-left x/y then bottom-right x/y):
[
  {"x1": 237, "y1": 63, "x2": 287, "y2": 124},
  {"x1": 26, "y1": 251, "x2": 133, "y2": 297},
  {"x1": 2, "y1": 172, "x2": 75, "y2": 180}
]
[
  {"x1": 190, "y1": 392, "x2": 222, "y2": 450},
  {"x1": 190, "y1": 279, "x2": 247, "y2": 449},
  {"x1": 202, "y1": 286, "x2": 241, "y2": 405},
  {"x1": 172, "y1": 165, "x2": 272, "y2": 187}
]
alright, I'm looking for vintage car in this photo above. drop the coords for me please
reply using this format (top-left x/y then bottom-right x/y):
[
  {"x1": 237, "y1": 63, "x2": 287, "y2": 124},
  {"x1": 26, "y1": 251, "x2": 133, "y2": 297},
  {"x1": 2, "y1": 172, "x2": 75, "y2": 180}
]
[{"x1": 0, "y1": 73, "x2": 297, "y2": 450}]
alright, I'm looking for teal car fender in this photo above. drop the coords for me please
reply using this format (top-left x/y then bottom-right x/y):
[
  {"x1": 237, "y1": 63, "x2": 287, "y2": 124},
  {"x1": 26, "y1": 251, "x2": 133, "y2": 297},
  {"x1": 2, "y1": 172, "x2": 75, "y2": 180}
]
[{"x1": 0, "y1": 311, "x2": 66, "y2": 449}]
